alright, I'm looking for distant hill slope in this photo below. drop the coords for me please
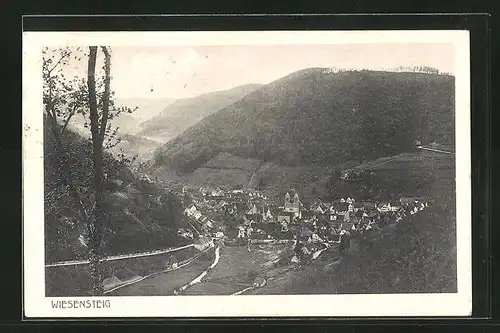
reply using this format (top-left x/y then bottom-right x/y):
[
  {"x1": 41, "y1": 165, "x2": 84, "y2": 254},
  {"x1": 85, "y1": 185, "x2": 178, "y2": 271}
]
[
  {"x1": 69, "y1": 98, "x2": 174, "y2": 136},
  {"x1": 65, "y1": 97, "x2": 174, "y2": 163},
  {"x1": 138, "y1": 83, "x2": 262, "y2": 142},
  {"x1": 114, "y1": 97, "x2": 175, "y2": 124},
  {"x1": 112, "y1": 134, "x2": 162, "y2": 161},
  {"x1": 153, "y1": 69, "x2": 455, "y2": 173}
]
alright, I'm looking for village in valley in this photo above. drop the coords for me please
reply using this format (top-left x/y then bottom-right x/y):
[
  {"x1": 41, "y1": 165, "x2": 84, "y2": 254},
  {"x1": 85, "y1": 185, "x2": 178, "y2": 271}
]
[
  {"x1": 37, "y1": 40, "x2": 460, "y2": 300},
  {"x1": 175, "y1": 181, "x2": 430, "y2": 264}
]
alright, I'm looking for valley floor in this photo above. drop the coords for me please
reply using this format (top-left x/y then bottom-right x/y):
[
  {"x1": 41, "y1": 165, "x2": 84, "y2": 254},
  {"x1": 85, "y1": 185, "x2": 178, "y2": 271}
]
[
  {"x1": 107, "y1": 244, "x2": 291, "y2": 296},
  {"x1": 109, "y1": 198, "x2": 455, "y2": 296}
]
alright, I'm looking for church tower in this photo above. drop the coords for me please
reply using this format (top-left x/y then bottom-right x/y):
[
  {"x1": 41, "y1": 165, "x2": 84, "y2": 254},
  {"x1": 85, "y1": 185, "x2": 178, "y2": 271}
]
[{"x1": 284, "y1": 191, "x2": 301, "y2": 219}]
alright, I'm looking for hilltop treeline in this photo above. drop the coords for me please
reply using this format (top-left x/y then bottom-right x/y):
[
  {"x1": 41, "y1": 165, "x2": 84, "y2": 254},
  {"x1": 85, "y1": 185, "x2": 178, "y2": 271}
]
[{"x1": 154, "y1": 69, "x2": 454, "y2": 173}]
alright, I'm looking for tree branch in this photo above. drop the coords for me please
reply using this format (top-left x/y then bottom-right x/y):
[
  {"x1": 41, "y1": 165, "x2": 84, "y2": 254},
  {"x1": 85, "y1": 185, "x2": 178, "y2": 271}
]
[
  {"x1": 60, "y1": 103, "x2": 79, "y2": 135},
  {"x1": 47, "y1": 50, "x2": 71, "y2": 76}
]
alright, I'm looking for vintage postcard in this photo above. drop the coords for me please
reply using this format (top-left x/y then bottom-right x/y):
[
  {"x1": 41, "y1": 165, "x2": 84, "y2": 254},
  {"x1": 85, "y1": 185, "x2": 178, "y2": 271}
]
[{"x1": 23, "y1": 30, "x2": 471, "y2": 318}]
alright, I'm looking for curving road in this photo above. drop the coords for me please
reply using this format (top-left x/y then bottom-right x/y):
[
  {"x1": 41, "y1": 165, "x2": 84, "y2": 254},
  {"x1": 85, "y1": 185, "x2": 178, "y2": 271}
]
[
  {"x1": 108, "y1": 243, "x2": 291, "y2": 296},
  {"x1": 109, "y1": 249, "x2": 215, "y2": 296}
]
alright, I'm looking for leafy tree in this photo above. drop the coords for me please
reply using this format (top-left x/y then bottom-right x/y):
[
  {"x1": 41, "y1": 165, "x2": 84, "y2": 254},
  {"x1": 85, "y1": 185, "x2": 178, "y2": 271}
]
[
  {"x1": 43, "y1": 47, "x2": 93, "y2": 228},
  {"x1": 43, "y1": 46, "x2": 136, "y2": 295}
]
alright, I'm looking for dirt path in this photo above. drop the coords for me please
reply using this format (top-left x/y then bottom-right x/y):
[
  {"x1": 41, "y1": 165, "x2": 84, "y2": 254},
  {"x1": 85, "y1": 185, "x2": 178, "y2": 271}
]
[
  {"x1": 46, "y1": 244, "x2": 194, "y2": 268},
  {"x1": 417, "y1": 146, "x2": 454, "y2": 155}
]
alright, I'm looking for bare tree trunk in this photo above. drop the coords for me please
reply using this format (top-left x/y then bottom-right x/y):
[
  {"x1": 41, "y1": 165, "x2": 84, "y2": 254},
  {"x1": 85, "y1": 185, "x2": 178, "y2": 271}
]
[
  {"x1": 99, "y1": 46, "x2": 111, "y2": 147},
  {"x1": 87, "y1": 46, "x2": 105, "y2": 295}
]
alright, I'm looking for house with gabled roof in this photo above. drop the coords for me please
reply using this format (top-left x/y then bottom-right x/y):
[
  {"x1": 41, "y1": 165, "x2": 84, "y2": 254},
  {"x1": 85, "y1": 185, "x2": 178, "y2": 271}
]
[
  {"x1": 277, "y1": 209, "x2": 294, "y2": 223},
  {"x1": 329, "y1": 212, "x2": 338, "y2": 221},
  {"x1": 245, "y1": 204, "x2": 262, "y2": 223},
  {"x1": 246, "y1": 204, "x2": 258, "y2": 215},
  {"x1": 329, "y1": 213, "x2": 345, "y2": 227},
  {"x1": 277, "y1": 214, "x2": 291, "y2": 224},
  {"x1": 262, "y1": 206, "x2": 274, "y2": 221},
  {"x1": 377, "y1": 201, "x2": 401, "y2": 213},
  {"x1": 184, "y1": 204, "x2": 202, "y2": 220},
  {"x1": 310, "y1": 203, "x2": 326, "y2": 215}
]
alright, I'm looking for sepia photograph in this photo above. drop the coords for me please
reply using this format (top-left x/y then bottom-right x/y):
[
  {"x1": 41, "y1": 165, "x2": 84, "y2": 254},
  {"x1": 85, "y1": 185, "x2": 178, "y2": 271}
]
[{"x1": 23, "y1": 30, "x2": 471, "y2": 317}]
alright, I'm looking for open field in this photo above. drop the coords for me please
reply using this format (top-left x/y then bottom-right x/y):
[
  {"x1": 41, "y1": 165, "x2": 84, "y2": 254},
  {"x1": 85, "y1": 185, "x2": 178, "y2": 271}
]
[
  {"x1": 349, "y1": 150, "x2": 454, "y2": 172},
  {"x1": 181, "y1": 244, "x2": 291, "y2": 295}
]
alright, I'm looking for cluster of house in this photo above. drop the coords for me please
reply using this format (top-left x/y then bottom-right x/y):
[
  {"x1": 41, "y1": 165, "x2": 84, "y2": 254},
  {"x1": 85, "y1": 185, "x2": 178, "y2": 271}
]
[
  {"x1": 179, "y1": 186, "x2": 269, "y2": 238},
  {"x1": 273, "y1": 193, "x2": 429, "y2": 236},
  {"x1": 178, "y1": 184, "x2": 430, "y2": 243}
]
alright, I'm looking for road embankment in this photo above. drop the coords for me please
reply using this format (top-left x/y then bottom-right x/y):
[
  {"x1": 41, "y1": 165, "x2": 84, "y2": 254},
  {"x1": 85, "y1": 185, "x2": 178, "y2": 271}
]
[{"x1": 46, "y1": 244, "x2": 203, "y2": 296}]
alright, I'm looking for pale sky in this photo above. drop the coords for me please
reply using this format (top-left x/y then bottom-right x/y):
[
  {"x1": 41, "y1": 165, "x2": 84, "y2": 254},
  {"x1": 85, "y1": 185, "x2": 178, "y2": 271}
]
[{"x1": 59, "y1": 43, "x2": 455, "y2": 99}]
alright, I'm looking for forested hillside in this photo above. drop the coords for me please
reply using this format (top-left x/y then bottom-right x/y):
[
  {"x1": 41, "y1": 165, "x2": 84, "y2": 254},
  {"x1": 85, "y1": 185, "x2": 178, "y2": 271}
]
[
  {"x1": 44, "y1": 119, "x2": 189, "y2": 263},
  {"x1": 153, "y1": 69, "x2": 454, "y2": 173}
]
